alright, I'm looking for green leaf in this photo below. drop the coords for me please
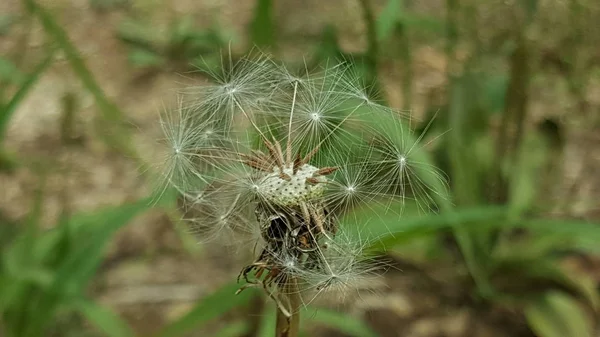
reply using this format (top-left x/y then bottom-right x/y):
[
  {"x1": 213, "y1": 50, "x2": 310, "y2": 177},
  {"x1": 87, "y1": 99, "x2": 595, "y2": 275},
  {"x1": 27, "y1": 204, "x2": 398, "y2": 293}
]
[
  {"x1": 30, "y1": 1, "x2": 135, "y2": 155},
  {"x1": 52, "y1": 198, "x2": 152, "y2": 295},
  {"x1": 154, "y1": 282, "x2": 259, "y2": 337},
  {"x1": 482, "y1": 74, "x2": 508, "y2": 114},
  {"x1": 0, "y1": 56, "x2": 26, "y2": 84},
  {"x1": 490, "y1": 255, "x2": 599, "y2": 310},
  {"x1": 257, "y1": 302, "x2": 276, "y2": 337},
  {"x1": 117, "y1": 19, "x2": 163, "y2": 52},
  {"x1": 508, "y1": 129, "x2": 550, "y2": 218},
  {"x1": 31, "y1": 2, "x2": 125, "y2": 123},
  {"x1": 302, "y1": 308, "x2": 380, "y2": 337},
  {"x1": 213, "y1": 321, "x2": 250, "y2": 337},
  {"x1": 0, "y1": 15, "x2": 16, "y2": 35},
  {"x1": 249, "y1": 0, "x2": 275, "y2": 48},
  {"x1": 376, "y1": 0, "x2": 402, "y2": 41},
  {"x1": 525, "y1": 291, "x2": 593, "y2": 337},
  {"x1": 348, "y1": 203, "x2": 508, "y2": 251},
  {"x1": 21, "y1": 198, "x2": 151, "y2": 337},
  {"x1": 402, "y1": 14, "x2": 443, "y2": 33},
  {"x1": 0, "y1": 51, "x2": 55, "y2": 142},
  {"x1": 521, "y1": 0, "x2": 539, "y2": 24},
  {"x1": 522, "y1": 219, "x2": 600, "y2": 254},
  {"x1": 75, "y1": 299, "x2": 135, "y2": 337},
  {"x1": 128, "y1": 48, "x2": 165, "y2": 68}
]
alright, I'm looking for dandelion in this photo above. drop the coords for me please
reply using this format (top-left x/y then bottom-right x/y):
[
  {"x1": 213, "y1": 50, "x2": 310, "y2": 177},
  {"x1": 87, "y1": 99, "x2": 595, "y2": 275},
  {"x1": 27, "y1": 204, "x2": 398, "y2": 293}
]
[{"x1": 156, "y1": 52, "x2": 447, "y2": 337}]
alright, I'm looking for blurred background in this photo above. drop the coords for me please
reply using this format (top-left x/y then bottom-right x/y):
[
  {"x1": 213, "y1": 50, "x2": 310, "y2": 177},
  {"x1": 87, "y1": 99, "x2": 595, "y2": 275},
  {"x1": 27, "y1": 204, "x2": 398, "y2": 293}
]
[{"x1": 1, "y1": 0, "x2": 599, "y2": 336}]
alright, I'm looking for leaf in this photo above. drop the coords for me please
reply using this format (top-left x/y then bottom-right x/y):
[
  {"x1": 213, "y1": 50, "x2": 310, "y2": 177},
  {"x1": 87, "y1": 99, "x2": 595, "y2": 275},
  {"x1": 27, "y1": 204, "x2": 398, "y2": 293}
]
[
  {"x1": 128, "y1": 48, "x2": 165, "y2": 68},
  {"x1": 0, "y1": 51, "x2": 55, "y2": 142},
  {"x1": 447, "y1": 75, "x2": 486, "y2": 206},
  {"x1": 30, "y1": 1, "x2": 136, "y2": 155},
  {"x1": 525, "y1": 291, "x2": 593, "y2": 337},
  {"x1": 482, "y1": 74, "x2": 509, "y2": 114},
  {"x1": 31, "y1": 2, "x2": 124, "y2": 123},
  {"x1": 52, "y1": 198, "x2": 152, "y2": 295},
  {"x1": 521, "y1": 0, "x2": 539, "y2": 24},
  {"x1": 302, "y1": 307, "x2": 380, "y2": 337},
  {"x1": 21, "y1": 198, "x2": 151, "y2": 337},
  {"x1": 154, "y1": 282, "x2": 259, "y2": 337},
  {"x1": 0, "y1": 14, "x2": 15, "y2": 36},
  {"x1": 213, "y1": 321, "x2": 250, "y2": 337},
  {"x1": 521, "y1": 219, "x2": 600, "y2": 254},
  {"x1": 0, "y1": 56, "x2": 26, "y2": 84},
  {"x1": 75, "y1": 299, "x2": 135, "y2": 337},
  {"x1": 401, "y1": 14, "x2": 443, "y2": 33},
  {"x1": 257, "y1": 302, "x2": 276, "y2": 337},
  {"x1": 347, "y1": 203, "x2": 508, "y2": 251},
  {"x1": 508, "y1": 129, "x2": 550, "y2": 219},
  {"x1": 376, "y1": 0, "x2": 402, "y2": 41},
  {"x1": 249, "y1": 0, "x2": 275, "y2": 48},
  {"x1": 117, "y1": 19, "x2": 163, "y2": 52},
  {"x1": 490, "y1": 255, "x2": 599, "y2": 310}
]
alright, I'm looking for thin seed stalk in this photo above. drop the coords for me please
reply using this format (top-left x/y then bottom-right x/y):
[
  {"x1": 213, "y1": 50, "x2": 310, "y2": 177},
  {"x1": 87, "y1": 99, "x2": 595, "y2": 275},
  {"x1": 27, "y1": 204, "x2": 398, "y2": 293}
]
[{"x1": 275, "y1": 278, "x2": 301, "y2": 337}]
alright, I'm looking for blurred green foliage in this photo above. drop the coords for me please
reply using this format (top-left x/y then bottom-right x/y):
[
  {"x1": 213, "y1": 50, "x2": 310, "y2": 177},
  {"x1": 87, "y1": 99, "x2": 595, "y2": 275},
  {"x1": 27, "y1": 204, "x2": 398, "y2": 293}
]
[{"x1": 1, "y1": 0, "x2": 599, "y2": 336}]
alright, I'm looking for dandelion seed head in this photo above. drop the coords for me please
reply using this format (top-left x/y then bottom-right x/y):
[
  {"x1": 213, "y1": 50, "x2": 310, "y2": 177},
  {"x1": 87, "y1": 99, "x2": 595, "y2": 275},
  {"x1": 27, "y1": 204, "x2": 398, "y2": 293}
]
[{"x1": 156, "y1": 52, "x2": 446, "y2": 308}]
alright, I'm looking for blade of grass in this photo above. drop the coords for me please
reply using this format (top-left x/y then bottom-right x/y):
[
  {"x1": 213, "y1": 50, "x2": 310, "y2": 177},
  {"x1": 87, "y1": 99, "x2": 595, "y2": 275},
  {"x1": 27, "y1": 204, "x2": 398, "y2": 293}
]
[
  {"x1": 302, "y1": 308, "x2": 380, "y2": 337},
  {"x1": 214, "y1": 321, "x2": 250, "y2": 337},
  {"x1": 27, "y1": 0, "x2": 140, "y2": 160},
  {"x1": 525, "y1": 291, "x2": 593, "y2": 337},
  {"x1": 350, "y1": 204, "x2": 509, "y2": 251},
  {"x1": 0, "y1": 50, "x2": 55, "y2": 142},
  {"x1": 249, "y1": 0, "x2": 275, "y2": 49},
  {"x1": 154, "y1": 282, "x2": 259, "y2": 337},
  {"x1": 358, "y1": 0, "x2": 379, "y2": 74},
  {"x1": 522, "y1": 219, "x2": 600, "y2": 254},
  {"x1": 75, "y1": 299, "x2": 135, "y2": 337},
  {"x1": 376, "y1": 0, "x2": 402, "y2": 41},
  {"x1": 257, "y1": 302, "x2": 276, "y2": 337},
  {"x1": 21, "y1": 197, "x2": 151, "y2": 337}
]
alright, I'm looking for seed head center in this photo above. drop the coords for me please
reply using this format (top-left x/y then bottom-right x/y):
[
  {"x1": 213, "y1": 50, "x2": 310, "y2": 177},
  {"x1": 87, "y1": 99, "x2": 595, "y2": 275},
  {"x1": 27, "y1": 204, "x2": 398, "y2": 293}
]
[{"x1": 258, "y1": 164, "x2": 327, "y2": 206}]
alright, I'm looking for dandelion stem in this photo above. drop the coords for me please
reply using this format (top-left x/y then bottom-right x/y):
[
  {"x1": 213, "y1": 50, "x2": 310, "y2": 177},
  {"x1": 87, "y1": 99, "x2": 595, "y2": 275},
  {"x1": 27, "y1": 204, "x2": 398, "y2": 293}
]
[{"x1": 275, "y1": 278, "x2": 300, "y2": 337}]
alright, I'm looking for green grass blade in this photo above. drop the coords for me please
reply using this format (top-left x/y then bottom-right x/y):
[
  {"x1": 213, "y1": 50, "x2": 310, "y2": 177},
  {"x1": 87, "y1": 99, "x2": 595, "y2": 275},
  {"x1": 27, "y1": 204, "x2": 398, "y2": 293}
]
[
  {"x1": 75, "y1": 299, "x2": 135, "y2": 337},
  {"x1": 53, "y1": 198, "x2": 152, "y2": 293},
  {"x1": 30, "y1": 1, "x2": 123, "y2": 122},
  {"x1": 249, "y1": 0, "x2": 275, "y2": 48},
  {"x1": 525, "y1": 291, "x2": 593, "y2": 337},
  {"x1": 376, "y1": 0, "x2": 402, "y2": 41},
  {"x1": 28, "y1": 1, "x2": 137, "y2": 157},
  {"x1": 521, "y1": 219, "x2": 600, "y2": 254},
  {"x1": 0, "y1": 56, "x2": 26, "y2": 85},
  {"x1": 257, "y1": 302, "x2": 276, "y2": 337},
  {"x1": 302, "y1": 308, "x2": 380, "y2": 337},
  {"x1": 213, "y1": 321, "x2": 250, "y2": 337},
  {"x1": 22, "y1": 198, "x2": 151, "y2": 337},
  {"x1": 352, "y1": 203, "x2": 508, "y2": 251},
  {"x1": 0, "y1": 51, "x2": 55, "y2": 142},
  {"x1": 154, "y1": 282, "x2": 259, "y2": 337}
]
